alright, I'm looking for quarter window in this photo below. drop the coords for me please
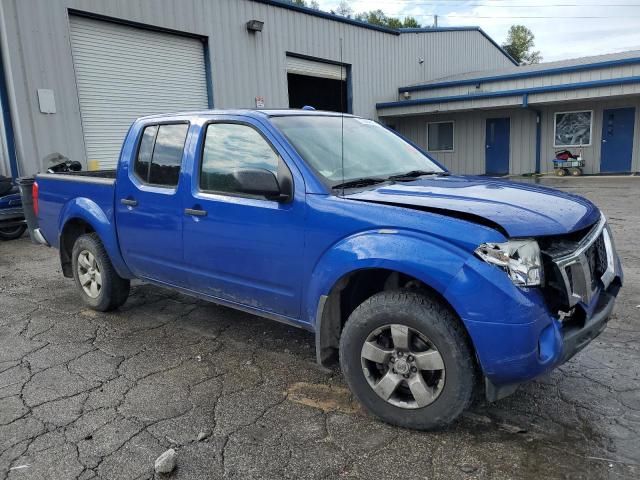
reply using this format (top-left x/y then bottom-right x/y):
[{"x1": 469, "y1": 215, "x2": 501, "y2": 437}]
[
  {"x1": 200, "y1": 123, "x2": 280, "y2": 195},
  {"x1": 133, "y1": 123, "x2": 189, "y2": 187},
  {"x1": 427, "y1": 122, "x2": 454, "y2": 152},
  {"x1": 554, "y1": 111, "x2": 592, "y2": 146}
]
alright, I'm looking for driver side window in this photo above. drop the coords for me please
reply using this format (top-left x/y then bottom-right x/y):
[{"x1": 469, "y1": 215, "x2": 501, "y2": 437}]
[{"x1": 200, "y1": 123, "x2": 280, "y2": 195}]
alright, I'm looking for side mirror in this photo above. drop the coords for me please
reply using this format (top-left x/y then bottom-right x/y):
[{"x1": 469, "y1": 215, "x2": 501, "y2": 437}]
[{"x1": 232, "y1": 168, "x2": 290, "y2": 201}]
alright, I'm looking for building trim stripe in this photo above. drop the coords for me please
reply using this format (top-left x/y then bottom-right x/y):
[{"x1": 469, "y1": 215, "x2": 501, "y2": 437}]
[
  {"x1": 377, "y1": 75, "x2": 640, "y2": 110},
  {"x1": 399, "y1": 56, "x2": 640, "y2": 93}
]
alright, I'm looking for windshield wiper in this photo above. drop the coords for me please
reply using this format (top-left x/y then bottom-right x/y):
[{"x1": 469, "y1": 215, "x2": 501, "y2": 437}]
[
  {"x1": 387, "y1": 170, "x2": 449, "y2": 181},
  {"x1": 332, "y1": 177, "x2": 387, "y2": 190}
]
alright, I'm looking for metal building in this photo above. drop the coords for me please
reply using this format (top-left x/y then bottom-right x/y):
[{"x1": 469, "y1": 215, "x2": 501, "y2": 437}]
[
  {"x1": 379, "y1": 51, "x2": 640, "y2": 175},
  {"x1": 1, "y1": 0, "x2": 637, "y2": 178},
  {"x1": 0, "y1": 0, "x2": 516, "y2": 177}
]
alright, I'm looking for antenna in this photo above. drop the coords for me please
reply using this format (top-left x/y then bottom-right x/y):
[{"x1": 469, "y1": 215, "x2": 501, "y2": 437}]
[{"x1": 340, "y1": 37, "x2": 345, "y2": 197}]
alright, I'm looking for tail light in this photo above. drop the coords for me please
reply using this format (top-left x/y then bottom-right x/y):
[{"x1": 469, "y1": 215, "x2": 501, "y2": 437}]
[{"x1": 32, "y1": 181, "x2": 39, "y2": 217}]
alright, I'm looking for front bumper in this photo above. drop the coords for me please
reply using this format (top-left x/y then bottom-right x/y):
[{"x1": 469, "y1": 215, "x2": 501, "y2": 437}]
[
  {"x1": 444, "y1": 218, "x2": 622, "y2": 401},
  {"x1": 484, "y1": 283, "x2": 619, "y2": 401}
]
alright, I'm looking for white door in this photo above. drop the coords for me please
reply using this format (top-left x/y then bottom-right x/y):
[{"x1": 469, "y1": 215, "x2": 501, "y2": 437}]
[{"x1": 69, "y1": 16, "x2": 209, "y2": 169}]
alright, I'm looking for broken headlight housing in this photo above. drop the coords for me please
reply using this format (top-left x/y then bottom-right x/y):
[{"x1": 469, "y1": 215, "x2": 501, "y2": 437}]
[{"x1": 475, "y1": 239, "x2": 542, "y2": 287}]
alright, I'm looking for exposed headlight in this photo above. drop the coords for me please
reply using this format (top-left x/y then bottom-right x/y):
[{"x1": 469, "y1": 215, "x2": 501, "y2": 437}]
[{"x1": 475, "y1": 239, "x2": 542, "y2": 287}]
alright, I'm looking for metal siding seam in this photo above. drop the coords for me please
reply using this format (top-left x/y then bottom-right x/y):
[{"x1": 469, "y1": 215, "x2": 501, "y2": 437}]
[
  {"x1": 401, "y1": 56, "x2": 640, "y2": 93},
  {"x1": 378, "y1": 76, "x2": 640, "y2": 110}
]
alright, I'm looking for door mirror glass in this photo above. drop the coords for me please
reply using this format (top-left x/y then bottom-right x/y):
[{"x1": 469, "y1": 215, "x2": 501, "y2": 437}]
[{"x1": 233, "y1": 168, "x2": 286, "y2": 200}]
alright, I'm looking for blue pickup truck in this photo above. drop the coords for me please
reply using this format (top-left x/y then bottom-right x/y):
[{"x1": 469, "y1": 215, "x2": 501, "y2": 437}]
[{"x1": 30, "y1": 110, "x2": 622, "y2": 429}]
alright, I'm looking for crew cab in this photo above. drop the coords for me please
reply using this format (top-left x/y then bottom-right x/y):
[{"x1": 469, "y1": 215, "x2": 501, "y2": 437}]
[{"x1": 30, "y1": 110, "x2": 623, "y2": 429}]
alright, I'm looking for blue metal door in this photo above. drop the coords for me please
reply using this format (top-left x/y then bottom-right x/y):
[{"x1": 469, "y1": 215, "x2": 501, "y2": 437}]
[
  {"x1": 601, "y1": 108, "x2": 635, "y2": 173},
  {"x1": 485, "y1": 118, "x2": 510, "y2": 175}
]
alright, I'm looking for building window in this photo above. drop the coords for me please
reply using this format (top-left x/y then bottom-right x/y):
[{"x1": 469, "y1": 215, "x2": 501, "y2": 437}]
[
  {"x1": 554, "y1": 111, "x2": 592, "y2": 147},
  {"x1": 427, "y1": 121, "x2": 454, "y2": 152}
]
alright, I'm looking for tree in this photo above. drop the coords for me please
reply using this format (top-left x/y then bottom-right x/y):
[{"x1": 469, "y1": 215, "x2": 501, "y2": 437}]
[
  {"x1": 289, "y1": 0, "x2": 320, "y2": 9},
  {"x1": 402, "y1": 16, "x2": 420, "y2": 28},
  {"x1": 335, "y1": 1, "x2": 353, "y2": 17},
  {"x1": 354, "y1": 9, "x2": 421, "y2": 29},
  {"x1": 502, "y1": 25, "x2": 542, "y2": 65}
]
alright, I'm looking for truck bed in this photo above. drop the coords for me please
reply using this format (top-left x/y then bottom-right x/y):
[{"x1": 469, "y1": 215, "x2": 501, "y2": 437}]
[{"x1": 35, "y1": 171, "x2": 117, "y2": 249}]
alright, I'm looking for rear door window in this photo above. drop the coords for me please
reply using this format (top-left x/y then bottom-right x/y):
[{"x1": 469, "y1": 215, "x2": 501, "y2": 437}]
[{"x1": 133, "y1": 123, "x2": 189, "y2": 187}]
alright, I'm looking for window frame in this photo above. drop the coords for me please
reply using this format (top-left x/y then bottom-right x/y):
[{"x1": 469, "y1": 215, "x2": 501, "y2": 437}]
[
  {"x1": 553, "y1": 109, "x2": 593, "y2": 148},
  {"x1": 132, "y1": 120, "x2": 191, "y2": 189},
  {"x1": 427, "y1": 120, "x2": 455, "y2": 153},
  {"x1": 197, "y1": 120, "x2": 293, "y2": 201}
]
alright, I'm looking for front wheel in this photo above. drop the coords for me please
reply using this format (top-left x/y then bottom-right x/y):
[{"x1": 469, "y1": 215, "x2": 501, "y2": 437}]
[
  {"x1": 339, "y1": 291, "x2": 477, "y2": 430},
  {"x1": 0, "y1": 224, "x2": 27, "y2": 240},
  {"x1": 71, "y1": 233, "x2": 130, "y2": 311}
]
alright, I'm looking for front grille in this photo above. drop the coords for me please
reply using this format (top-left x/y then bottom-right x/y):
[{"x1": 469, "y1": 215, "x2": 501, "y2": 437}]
[{"x1": 540, "y1": 215, "x2": 615, "y2": 312}]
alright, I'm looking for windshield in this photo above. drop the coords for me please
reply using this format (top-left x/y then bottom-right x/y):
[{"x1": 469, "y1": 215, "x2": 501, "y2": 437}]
[{"x1": 271, "y1": 116, "x2": 444, "y2": 186}]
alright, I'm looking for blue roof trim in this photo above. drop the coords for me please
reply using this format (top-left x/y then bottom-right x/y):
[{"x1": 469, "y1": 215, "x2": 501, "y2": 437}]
[
  {"x1": 250, "y1": 1, "x2": 518, "y2": 65},
  {"x1": 377, "y1": 75, "x2": 640, "y2": 110},
  {"x1": 400, "y1": 55, "x2": 640, "y2": 93}
]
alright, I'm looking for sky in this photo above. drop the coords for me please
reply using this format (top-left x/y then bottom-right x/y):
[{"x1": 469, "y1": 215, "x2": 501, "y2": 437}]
[{"x1": 315, "y1": 1, "x2": 640, "y2": 62}]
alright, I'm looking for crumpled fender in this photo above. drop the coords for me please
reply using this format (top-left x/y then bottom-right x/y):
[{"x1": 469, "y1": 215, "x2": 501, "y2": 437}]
[
  {"x1": 58, "y1": 197, "x2": 133, "y2": 279},
  {"x1": 305, "y1": 228, "x2": 470, "y2": 326}
]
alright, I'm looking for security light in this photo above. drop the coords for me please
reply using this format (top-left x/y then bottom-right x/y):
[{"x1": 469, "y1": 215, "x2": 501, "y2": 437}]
[{"x1": 246, "y1": 20, "x2": 264, "y2": 32}]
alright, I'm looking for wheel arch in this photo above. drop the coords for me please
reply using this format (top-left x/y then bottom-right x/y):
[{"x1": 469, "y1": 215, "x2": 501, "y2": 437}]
[
  {"x1": 58, "y1": 198, "x2": 133, "y2": 279},
  {"x1": 308, "y1": 230, "x2": 473, "y2": 368}
]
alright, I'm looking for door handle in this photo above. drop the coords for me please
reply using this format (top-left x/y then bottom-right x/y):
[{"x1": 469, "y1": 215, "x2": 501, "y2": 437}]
[
  {"x1": 120, "y1": 198, "x2": 138, "y2": 207},
  {"x1": 185, "y1": 208, "x2": 207, "y2": 217}
]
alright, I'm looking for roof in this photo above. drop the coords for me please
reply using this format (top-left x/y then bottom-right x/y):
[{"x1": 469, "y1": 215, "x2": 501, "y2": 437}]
[
  {"x1": 400, "y1": 49, "x2": 640, "y2": 93},
  {"x1": 138, "y1": 109, "x2": 356, "y2": 120},
  {"x1": 250, "y1": 0, "x2": 518, "y2": 65}
]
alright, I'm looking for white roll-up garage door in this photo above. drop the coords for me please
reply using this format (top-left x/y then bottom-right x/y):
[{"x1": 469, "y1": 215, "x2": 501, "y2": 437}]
[
  {"x1": 69, "y1": 16, "x2": 209, "y2": 169},
  {"x1": 286, "y1": 56, "x2": 347, "y2": 81}
]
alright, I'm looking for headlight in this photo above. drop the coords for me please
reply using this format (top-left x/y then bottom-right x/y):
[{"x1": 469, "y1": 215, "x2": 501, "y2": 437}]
[{"x1": 475, "y1": 239, "x2": 542, "y2": 287}]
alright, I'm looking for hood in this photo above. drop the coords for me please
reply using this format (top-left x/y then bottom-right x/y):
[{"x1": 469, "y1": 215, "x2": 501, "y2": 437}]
[{"x1": 346, "y1": 175, "x2": 600, "y2": 237}]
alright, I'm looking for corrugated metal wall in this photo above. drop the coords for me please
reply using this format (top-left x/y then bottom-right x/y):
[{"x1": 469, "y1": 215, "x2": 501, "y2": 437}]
[
  {"x1": 391, "y1": 97, "x2": 640, "y2": 175},
  {"x1": 0, "y1": 0, "x2": 514, "y2": 175},
  {"x1": 403, "y1": 63, "x2": 640, "y2": 102},
  {"x1": 393, "y1": 109, "x2": 538, "y2": 175},
  {"x1": 539, "y1": 98, "x2": 640, "y2": 174}
]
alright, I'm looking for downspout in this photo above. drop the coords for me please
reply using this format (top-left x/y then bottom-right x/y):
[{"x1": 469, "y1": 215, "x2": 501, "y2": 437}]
[
  {"x1": 522, "y1": 94, "x2": 542, "y2": 174},
  {"x1": 0, "y1": 2, "x2": 23, "y2": 179}
]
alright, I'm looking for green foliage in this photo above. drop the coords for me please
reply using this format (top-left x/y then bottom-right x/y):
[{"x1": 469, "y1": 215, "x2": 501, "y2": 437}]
[
  {"x1": 502, "y1": 25, "x2": 542, "y2": 65},
  {"x1": 354, "y1": 9, "x2": 421, "y2": 28},
  {"x1": 288, "y1": 0, "x2": 320, "y2": 9},
  {"x1": 287, "y1": 0, "x2": 421, "y2": 29}
]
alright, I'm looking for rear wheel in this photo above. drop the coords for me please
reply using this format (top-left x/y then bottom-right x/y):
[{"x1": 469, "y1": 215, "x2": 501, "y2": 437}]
[
  {"x1": 72, "y1": 233, "x2": 130, "y2": 311},
  {"x1": 339, "y1": 291, "x2": 476, "y2": 430},
  {"x1": 569, "y1": 167, "x2": 582, "y2": 176},
  {"x1": 0, "y1": 224, "x2": 27, "y2": 241},
  {"x1": 555, "y1": 168, "x2": 568, "y2": 177}
]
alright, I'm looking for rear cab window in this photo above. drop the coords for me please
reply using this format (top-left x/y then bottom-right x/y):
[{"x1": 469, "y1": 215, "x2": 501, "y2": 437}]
[{"x1": 133, "y1": 123, "x2": 189, "y2": 188}]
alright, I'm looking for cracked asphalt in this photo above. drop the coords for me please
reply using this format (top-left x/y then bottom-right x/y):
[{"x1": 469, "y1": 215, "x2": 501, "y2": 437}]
[{"x1": 0, "y1": 176, "x2": 639, "y2": 480}]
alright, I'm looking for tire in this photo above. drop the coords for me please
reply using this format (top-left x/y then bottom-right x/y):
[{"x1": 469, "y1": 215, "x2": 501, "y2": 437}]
[
  {"x1": 569, "y1": 167, "x2": 582, "y2": 176},
  {"x1": 555, "y1": 168, "x2": 568, "y2": 177},
  {"x1": 0, "y1": 224, "x2": 27, "y2": 241},
  {"x1": 71, "y1": 233, "x2": 130, "y2": 311},
  {"x1": 339, "y1": 291, "x2": 477, "y2": 430}
]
